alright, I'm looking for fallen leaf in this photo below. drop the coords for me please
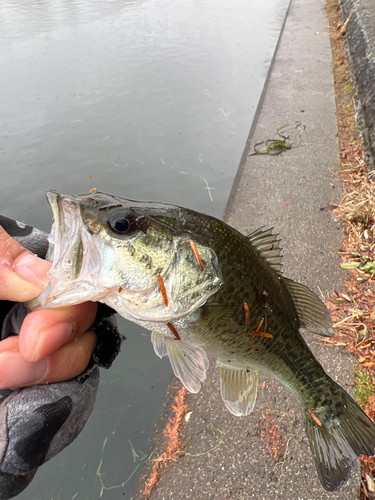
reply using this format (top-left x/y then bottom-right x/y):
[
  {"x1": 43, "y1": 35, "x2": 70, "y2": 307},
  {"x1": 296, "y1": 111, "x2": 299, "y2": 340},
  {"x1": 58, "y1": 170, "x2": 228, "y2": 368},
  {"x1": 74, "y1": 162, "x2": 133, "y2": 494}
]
[
  {"x1": 340, "y1": 261, "x2": 361, "y2": 269},
  {"x1": 341, "y1": 293, "x2": 352, "y2": 301},
  {"x1": 185, "y1": 411, "x2": 193, "y2": 423},
  {"x1": 365, "y1": 473, "x2": 375, "y2": 493}
]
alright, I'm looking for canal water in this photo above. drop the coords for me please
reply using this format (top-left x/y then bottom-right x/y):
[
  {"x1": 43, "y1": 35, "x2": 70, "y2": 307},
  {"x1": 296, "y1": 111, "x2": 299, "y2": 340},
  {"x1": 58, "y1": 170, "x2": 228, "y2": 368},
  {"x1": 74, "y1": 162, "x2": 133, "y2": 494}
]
[{"x1": 0, "y1": 0, "x2": 289, "y2": 498}]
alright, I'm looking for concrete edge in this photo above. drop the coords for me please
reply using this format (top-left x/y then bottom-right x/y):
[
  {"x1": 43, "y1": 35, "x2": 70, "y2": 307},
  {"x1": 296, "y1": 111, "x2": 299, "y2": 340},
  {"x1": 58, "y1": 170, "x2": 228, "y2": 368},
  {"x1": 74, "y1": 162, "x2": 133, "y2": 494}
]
[{"x1": 338, "y1": 0, "x2": 375, "y2": 169}]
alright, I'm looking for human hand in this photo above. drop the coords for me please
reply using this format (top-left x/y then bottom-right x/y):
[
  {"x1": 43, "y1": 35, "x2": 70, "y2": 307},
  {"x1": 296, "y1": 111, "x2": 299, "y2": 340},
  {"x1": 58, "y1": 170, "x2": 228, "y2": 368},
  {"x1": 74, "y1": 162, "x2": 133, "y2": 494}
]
[{"x1": 0, "y1": 225, "x2": 98, "y2": 389}]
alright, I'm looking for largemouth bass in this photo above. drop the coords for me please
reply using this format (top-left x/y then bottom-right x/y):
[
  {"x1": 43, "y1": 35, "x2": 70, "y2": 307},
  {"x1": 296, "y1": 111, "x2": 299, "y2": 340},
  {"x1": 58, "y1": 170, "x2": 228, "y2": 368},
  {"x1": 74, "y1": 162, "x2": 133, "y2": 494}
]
[{"x1": 29, "y1": 190, "x2": 375, "y2": 491}]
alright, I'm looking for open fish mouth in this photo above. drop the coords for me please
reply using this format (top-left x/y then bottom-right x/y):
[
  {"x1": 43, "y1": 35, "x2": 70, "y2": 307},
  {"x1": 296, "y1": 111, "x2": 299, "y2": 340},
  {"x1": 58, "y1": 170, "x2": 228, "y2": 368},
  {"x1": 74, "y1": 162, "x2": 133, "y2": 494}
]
[
  {"x1": 28, "y1": 190, "x2": 104, "y2": 310},
  {"x1": 46, "y1": 190, "x2": 84, "y2": 281}
]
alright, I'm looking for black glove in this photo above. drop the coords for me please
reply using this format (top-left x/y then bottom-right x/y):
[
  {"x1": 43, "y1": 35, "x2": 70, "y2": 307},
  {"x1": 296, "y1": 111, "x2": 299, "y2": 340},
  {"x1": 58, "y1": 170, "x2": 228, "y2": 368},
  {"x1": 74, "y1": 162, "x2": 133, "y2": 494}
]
[{"x1": 0, "y1": 216, "x2": 124, "y2": 499}]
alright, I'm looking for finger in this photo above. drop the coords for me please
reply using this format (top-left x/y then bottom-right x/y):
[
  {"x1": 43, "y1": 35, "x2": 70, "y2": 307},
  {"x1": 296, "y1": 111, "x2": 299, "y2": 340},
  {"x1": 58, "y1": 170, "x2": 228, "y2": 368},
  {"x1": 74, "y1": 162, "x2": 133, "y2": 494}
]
[
  {"x1": 0, "y1": 336, "x2": 20, "y2": 354},
  {"x1": 19, "y1": 301, "x2": 98, "y2": 362},
  {"x1": 0, "y1": 225, "x2": 51, "y2": 302},
  {"x1": 0, "y1": 330, "x2": 97, "y2": 389}
]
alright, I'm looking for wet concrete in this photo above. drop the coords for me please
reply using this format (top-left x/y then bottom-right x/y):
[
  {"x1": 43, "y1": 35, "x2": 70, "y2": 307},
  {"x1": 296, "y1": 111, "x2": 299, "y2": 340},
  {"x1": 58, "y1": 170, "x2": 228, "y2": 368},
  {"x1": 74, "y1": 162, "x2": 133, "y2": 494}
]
[
  {"x1": 133, "y1": 0, "x2": 373, "y2": 498},
  {"x1": 338, "y1": 0, "x2": 375, "y2": 169}
]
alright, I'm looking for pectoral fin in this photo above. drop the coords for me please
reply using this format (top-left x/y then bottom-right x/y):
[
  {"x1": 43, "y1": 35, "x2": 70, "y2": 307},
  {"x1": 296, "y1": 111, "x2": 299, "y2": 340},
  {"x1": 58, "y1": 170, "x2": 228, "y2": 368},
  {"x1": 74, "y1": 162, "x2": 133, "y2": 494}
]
[
  {"x1": 282, "y1": 277, "x2": 334, "y2": 337},
  {"x1": 152, "y1": 332, "x2": 209, "y2": 393},
  {"x1": 217, "y1": 362, "x2": 259, "y2": 416}
]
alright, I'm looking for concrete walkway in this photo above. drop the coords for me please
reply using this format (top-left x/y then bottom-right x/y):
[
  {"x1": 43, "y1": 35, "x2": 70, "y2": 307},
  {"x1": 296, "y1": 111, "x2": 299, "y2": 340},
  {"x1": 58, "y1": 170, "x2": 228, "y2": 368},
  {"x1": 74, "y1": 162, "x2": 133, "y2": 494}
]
[{"x1": 133, "y1": 0, "x2": 371, "y2": 498}]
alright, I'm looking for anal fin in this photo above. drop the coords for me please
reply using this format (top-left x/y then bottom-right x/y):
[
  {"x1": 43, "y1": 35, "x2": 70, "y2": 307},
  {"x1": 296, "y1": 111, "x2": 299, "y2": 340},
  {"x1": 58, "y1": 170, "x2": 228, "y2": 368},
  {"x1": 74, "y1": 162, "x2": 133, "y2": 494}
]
[{"x1": 217, "y1": 361, "x2": 259, "y2": 416}]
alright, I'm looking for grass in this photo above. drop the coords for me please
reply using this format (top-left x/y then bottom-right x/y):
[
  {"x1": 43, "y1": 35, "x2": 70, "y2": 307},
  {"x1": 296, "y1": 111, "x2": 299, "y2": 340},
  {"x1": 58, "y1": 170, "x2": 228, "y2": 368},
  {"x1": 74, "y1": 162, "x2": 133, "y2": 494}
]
[{"x1": 354, "y1": 368, "x2": 375, "y2": 406}]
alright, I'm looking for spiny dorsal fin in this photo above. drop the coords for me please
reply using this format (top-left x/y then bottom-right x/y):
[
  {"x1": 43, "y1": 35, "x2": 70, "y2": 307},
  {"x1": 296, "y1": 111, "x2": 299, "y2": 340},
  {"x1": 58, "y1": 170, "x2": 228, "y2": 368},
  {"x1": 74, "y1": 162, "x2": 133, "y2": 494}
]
[
  {"x1": 246, "y1": 227, "x2": 282, "y2": 273},
  {"x1": 217, "y1": 361, "x2": 259, "y2": 416},
  {"x1": 282, "y1": 277, "x2": 334, "y2": 337}
]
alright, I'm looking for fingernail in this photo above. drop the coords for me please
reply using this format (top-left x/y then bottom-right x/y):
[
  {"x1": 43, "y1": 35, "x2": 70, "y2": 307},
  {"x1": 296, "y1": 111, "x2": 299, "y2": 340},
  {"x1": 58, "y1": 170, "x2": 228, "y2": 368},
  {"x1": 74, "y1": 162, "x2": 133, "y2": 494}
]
[
  {"x1": 13, "y1": 253, "x2": 51, "y2": 285},
  {"x1": 32, "y1": 322, "x2": 76, "y2": 361},
  {"x1": 0, "y1": 352, "x2": 49, "y2": 389}
]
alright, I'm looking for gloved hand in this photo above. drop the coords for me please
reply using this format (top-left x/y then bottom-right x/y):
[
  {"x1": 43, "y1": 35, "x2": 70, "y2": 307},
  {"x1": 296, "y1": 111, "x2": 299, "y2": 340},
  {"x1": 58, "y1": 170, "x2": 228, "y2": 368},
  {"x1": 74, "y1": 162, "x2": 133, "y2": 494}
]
[{"x1": 0, "y1": 216, "x2": 124, "y2": 499}]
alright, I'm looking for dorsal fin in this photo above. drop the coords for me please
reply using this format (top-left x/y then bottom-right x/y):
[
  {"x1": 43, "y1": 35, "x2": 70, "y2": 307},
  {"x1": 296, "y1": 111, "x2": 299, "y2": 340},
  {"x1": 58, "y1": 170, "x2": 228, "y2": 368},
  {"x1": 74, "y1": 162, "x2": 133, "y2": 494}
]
[
  {"x1": 246, "y1": 227, "x2": 282, "y2": 273},
  {"x1": 282, "y1": 277, "x2": 334, "y2": 337}
]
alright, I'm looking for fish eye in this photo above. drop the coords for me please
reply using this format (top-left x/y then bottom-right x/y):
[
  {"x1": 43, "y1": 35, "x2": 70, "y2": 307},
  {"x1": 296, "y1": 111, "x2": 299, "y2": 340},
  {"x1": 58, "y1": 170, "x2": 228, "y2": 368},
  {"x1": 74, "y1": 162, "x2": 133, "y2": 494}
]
[
  {"x1": 112, "y1": 217, "x2": 131, "y2": 233},
  {"x1": 108, "y1": 211, "x2": 137, "y2": 235}
]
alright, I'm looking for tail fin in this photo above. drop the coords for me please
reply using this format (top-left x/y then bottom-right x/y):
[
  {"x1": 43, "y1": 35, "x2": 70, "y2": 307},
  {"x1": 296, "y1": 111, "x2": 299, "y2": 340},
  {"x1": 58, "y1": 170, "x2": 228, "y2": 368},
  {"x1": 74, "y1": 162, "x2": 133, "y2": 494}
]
[{"x1": 303, "y1": 388, "x2": 375, "y2": 491}]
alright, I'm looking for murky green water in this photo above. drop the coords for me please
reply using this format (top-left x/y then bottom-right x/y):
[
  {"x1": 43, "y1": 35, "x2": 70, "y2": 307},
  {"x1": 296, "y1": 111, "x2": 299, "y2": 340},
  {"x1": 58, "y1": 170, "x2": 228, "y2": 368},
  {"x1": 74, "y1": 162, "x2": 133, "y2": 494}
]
[{"x1": 0, "y1": 0, "x2": 289, "y2": 497}]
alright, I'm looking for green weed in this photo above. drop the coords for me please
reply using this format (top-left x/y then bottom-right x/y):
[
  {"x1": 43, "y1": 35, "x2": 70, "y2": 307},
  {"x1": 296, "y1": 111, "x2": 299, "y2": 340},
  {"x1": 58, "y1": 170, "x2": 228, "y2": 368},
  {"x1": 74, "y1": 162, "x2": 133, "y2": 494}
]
[{"x1": 354, "y1": 368, "x2": 374, "y2": 405}]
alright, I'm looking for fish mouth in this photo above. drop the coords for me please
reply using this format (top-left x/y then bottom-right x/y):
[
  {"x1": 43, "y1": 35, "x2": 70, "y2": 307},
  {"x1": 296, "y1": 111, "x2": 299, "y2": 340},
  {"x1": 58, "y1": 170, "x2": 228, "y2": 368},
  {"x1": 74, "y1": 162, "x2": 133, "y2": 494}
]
[
  {"x1": 46, "y1": 190, "x2": 84, "y2": 281},
  {"x1": 28, "y1": 190, "x2": 103, "y2": 310}
]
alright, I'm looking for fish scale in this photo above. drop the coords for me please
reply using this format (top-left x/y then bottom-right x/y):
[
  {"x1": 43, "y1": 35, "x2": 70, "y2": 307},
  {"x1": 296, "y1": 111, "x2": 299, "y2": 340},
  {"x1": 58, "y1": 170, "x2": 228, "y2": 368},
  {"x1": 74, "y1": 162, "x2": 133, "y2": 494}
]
[{"x1": 29, "y1": 190, "x2": 375, "y2": 492}]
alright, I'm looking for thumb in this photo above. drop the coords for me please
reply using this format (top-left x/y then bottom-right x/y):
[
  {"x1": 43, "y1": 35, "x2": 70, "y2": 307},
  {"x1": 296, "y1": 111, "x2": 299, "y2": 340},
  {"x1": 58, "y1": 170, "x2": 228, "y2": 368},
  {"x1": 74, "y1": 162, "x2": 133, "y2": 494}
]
[{"x1": 0, "y1": 225, "x2": 51, "y2": 302}]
